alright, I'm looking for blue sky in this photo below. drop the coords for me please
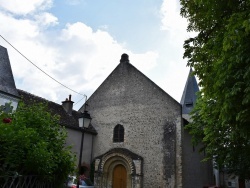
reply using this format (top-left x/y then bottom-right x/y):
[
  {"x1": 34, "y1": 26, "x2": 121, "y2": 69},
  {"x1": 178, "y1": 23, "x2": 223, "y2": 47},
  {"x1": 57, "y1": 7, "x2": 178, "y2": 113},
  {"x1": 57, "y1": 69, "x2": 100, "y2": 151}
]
[
  {"x1": 51, "y1": 0, "x2": 163, "y2": 51},
  {"x1": 0, "y1": 0, "x2": 195, "y2": 110}
]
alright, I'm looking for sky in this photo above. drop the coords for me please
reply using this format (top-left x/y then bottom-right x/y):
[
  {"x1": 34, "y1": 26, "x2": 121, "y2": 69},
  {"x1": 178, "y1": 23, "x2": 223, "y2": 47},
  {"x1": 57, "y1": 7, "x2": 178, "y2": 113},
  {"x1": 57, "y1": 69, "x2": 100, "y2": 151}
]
[{"x1": 0, "y1": 0, "x2": 195, "y2": 110}]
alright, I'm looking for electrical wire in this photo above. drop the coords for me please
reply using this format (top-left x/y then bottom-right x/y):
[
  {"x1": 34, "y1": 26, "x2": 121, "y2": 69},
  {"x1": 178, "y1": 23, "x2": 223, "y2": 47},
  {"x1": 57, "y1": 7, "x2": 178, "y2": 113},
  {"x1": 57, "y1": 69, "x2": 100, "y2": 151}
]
[
  {"x1": 74, "y1": 96, "x2": 86, "y2": 106},
  {"x1": 0, "y1": 34, "x2": 86, "y2": 98}
]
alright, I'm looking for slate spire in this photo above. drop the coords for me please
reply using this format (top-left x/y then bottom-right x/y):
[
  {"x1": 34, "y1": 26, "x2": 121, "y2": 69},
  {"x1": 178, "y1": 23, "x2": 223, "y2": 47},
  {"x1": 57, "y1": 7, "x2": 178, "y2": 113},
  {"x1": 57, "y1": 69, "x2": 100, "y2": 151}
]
[
  {"x1": 180, "y1": 68, "x2": 199, "y2": 116},
  {"x1": 0, "y1": 45, "x2": 19, "y2": 98}
]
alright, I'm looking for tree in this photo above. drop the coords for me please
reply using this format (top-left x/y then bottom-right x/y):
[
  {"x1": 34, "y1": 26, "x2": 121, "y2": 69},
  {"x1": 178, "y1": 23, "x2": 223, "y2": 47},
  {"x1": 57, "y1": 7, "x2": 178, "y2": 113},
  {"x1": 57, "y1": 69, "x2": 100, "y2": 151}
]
[
  {"x1": 0, "y1": 101, "x2": 76, "y2": 186},
  {"x1": 180, "y1": 0, "x2": 250, "y2": 180}
]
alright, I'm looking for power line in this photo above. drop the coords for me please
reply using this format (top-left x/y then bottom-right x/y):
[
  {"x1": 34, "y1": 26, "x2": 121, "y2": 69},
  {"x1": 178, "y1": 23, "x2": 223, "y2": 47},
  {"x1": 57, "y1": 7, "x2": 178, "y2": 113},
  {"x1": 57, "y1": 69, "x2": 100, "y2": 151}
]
[
  {"x1": 74, "y1": 96, "x2": 86, "y2": 106},
  {"x1": 0, "y1": 34, "x2": 86, "y2": 98}
]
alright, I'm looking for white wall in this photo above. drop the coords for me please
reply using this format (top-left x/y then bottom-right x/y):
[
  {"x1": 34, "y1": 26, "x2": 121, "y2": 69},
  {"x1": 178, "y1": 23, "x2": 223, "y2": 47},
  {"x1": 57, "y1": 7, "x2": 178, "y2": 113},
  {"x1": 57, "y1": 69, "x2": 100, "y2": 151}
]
[
  {"x1": 65, "y1": 128, "x2": 93, "y2": 166},
  {"x1": 0, "y1": 92, "x2": 19, "y2": 111}
]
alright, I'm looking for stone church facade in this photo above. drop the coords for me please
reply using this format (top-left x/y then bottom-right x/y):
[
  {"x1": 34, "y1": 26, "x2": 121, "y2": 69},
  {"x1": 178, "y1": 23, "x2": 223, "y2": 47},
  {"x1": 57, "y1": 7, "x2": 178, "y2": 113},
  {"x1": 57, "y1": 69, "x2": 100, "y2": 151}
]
[{"x1": 80, "y1": 54, "x2": 213, "y2": 188}]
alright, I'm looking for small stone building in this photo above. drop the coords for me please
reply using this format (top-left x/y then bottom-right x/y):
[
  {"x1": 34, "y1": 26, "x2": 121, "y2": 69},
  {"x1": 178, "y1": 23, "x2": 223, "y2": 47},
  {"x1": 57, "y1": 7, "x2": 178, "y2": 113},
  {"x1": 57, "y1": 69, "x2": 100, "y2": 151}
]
[
  {"x1": 79, "y1": 54, "x2": 214, "y2": 188},
  {"x1": 17, "y1": 90, "x2": 97, "y2": 167}
]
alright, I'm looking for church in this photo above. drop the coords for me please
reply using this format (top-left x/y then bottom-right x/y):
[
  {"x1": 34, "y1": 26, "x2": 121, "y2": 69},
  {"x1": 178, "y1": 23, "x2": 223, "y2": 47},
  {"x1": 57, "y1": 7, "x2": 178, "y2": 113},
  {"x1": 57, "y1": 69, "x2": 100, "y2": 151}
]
[
  {"x1": 79, "y1": 54, "x2": 214, "y2": 187},
  {"x1": 0, "y1": 45, "x2": 214, "y2": 187}
]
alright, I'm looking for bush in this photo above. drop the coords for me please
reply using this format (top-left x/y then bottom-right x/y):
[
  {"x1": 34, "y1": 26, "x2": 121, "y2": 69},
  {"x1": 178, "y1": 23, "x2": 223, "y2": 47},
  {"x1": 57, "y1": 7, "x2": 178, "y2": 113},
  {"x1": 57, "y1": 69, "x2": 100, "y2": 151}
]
[{"x1": 0, "y1": 101, "x2": 76, "y2": 186}]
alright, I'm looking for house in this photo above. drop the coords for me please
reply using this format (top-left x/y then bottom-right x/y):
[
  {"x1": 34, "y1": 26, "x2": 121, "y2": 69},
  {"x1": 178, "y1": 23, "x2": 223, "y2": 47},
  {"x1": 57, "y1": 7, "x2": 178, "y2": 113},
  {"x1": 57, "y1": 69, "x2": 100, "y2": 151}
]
[
  {"x1": 17, "y1": 89, "x2": 97, "y2": 167},
  {"x1": 0, "y1": 45, "x2": 97, "y2": 170},
  {"x1": 79, "y1": 54, "x2": 214, "y2": 188},
  {"x1": 0, "y1": 46, "x2": 19, "y2": 112}
]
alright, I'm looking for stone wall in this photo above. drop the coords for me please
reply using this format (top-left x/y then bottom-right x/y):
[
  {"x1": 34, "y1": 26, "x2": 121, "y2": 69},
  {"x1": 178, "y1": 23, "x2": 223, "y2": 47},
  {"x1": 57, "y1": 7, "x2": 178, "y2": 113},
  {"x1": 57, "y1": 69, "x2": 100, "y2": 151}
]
[{"x1": 182, "y1": 128, "x2": 214, "y2": 188}]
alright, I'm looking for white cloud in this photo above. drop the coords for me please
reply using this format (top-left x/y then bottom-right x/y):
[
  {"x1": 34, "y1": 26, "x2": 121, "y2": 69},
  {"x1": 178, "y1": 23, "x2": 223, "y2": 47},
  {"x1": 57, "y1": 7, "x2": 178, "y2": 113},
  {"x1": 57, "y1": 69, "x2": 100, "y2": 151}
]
[
  {"x1": 160, "y1": 0, "x2": 197, "y2": 43},
  {"x1": 160, "y1": 0, "x2": 187, "y2": 32},
  {"x1": 99, "y1": 25, "x2": 109, "y2": 31},
  {"x1": 157, "y1": 59, "x2": 189, "y2": 102},
  {"x1": 0, "y1": 0, "x2": 198, "y2": 109},
  {"x1": 156, "y1": 0, "x2": 197, "y2": 102},
  {"x1": 34, "y1": 12, "x2": 58, "y2": 27},
  {"x1": 130, "y1": 52, "x2": 159, "y2": 72},
  {"x1": 53, "y1": 23, "x2": 159, "y2": 95},
  {"x1": 0, "y1": 0, "x2": 52, "y2": 15},
  {"x1": 65, "y1": 0, "x2": 85, "y2": 6},
  {"x1": 0, "y1": 2, "x2": 158, "y2": 110},
  {"x1": 0, "y1": 12, "x2": 39, "y2": 39}
]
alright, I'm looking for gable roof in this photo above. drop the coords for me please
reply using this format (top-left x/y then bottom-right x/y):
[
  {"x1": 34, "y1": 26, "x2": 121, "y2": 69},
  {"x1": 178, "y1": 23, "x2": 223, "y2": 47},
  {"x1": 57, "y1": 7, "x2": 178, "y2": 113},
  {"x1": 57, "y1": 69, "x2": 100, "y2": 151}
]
[
  {"x1": 17, "y1": 89, "x2": 97, "y2": 134},
  {"x1": 180, "y1": 68, "x2": 199, "y2": 115},
  {"x1": 0, "y1": 45, "x2": 19, "y2": 98},
  {"x1": 80, "y1": 54, "x2": 180, "y2": 111}
]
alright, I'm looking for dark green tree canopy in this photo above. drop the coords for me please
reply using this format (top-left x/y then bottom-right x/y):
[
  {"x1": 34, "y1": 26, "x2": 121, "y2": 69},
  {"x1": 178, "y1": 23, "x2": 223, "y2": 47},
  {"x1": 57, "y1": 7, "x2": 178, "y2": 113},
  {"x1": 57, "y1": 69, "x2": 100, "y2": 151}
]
[
  {"x1": 0, "y1": 101, "x2": 76, "y2": 185},
  {"x1": 180, "y1": 0, "x2": 250, "y2": 178}
]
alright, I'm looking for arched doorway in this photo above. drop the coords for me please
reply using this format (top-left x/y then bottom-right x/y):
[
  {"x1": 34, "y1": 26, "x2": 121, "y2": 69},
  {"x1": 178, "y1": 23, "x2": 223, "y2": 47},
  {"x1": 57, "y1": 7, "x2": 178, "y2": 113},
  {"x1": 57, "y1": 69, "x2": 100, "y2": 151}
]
[
  {"x1": 113, "y1": 164, "x2": 127, "y2": 188},
  {"x1": 94, "y1": 148, "x2": 143, "y2": 188}
]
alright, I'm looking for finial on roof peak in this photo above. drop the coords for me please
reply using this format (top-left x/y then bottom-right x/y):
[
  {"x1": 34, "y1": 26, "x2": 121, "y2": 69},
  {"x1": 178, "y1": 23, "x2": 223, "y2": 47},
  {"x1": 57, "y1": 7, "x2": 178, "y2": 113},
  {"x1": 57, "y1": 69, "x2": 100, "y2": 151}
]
[{"x1": 120, "y1": 53, "x2": 129, "y2": 63}]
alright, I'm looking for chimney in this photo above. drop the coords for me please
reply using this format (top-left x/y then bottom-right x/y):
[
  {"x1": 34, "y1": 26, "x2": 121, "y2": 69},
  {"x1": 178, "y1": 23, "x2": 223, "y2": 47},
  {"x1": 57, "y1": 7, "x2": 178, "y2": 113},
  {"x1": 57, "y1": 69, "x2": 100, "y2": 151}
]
[{"x1": 62, "y1": 94, "x2": 74, "y2": 115}]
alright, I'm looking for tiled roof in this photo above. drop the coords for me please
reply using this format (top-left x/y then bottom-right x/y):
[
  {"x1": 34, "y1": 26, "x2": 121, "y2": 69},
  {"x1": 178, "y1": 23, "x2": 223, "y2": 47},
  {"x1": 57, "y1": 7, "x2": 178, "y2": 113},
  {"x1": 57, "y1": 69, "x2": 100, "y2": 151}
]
[
  {"x1": 17, "y1": 89, "x2": 97, "y2": 134},
  {"x1": 0, "y1": 45, "x2": 19, "y2": 98}
]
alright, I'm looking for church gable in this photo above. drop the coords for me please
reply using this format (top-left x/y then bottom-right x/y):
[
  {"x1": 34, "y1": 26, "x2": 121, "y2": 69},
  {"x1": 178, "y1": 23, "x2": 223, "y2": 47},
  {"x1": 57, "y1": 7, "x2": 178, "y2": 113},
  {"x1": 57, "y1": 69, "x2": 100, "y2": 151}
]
[
  {"x1": 81, "y1": 54, "x2": 180, "y2": 111},
  {"x1": 83, "y1": 54, "x2": 182, "y2": 187}
]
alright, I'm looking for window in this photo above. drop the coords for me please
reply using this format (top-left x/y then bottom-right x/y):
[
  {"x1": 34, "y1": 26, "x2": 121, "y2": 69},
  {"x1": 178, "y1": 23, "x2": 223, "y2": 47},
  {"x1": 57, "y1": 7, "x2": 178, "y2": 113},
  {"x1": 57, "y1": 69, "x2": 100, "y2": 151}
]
[
  {"x1": 185, "y1": 101, "x2": 193, "y2": 107},
  {"x1": 228, "y1": 181, "x2": 236, "y2": 187},
  {"x1": 113, "y1": 124, "x2": 124, "y2": 142},
  {"x1": 0, "y1": 103, "x2": 13, "y2": 113}
]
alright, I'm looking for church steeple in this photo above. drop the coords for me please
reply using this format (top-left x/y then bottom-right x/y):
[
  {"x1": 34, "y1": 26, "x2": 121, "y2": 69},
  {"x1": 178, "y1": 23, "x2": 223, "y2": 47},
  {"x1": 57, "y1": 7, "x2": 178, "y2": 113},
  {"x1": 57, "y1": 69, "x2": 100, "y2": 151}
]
[
  {"x1": 180, "y1": 68, "x2": 199, "y2": 117},
  {"x1": 0, "y1": 45, "x2": 19, "y2": 98}
]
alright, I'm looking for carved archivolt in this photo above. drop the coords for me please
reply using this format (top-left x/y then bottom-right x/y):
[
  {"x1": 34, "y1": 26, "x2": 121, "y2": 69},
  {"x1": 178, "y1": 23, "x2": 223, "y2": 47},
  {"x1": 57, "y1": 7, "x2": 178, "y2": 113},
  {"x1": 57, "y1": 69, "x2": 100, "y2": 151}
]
[
  {"x1": 94, "y1": 148, "x2": 143, "y2": 188},
  {"x1": 95, "y1": 148, "x2": 143, "y2": 175},
  {"x1": 100, "y1": 153, "x2": 134, "y2": 174}
]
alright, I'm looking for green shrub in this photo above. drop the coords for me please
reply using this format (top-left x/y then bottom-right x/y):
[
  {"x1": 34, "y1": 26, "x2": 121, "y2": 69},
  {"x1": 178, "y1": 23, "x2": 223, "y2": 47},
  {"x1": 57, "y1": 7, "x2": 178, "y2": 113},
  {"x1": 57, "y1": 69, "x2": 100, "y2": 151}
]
[{"x1": 0, "y1": 101, "x2": 76, "y2": 186}]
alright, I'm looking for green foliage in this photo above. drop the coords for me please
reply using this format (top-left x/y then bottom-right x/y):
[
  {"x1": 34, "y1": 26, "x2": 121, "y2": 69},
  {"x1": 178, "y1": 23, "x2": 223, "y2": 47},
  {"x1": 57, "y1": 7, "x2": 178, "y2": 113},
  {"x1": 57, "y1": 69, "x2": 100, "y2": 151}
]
[
  {"x1": 0, "y1": 101, "x2": 76, "y2": 185},
  {"x1": 180, "y1": 0, "x2": 250, "y2": 179}
]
